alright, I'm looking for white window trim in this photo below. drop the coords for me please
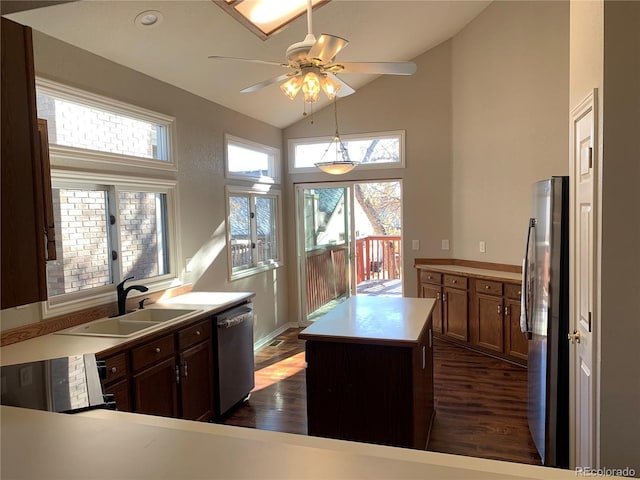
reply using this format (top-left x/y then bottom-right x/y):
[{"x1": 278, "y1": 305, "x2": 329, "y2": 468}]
[
  {"x1": 288, "y1": 129, "x2": 406, "y2": 174},
  {"x1": 225, "y1": 133, "x2": 280, "y2": 184},
  {"x1": 225, "y1": 185, "x2": 283, "y2": 281},
  {"x1": 42, "y1": 170, "x2": 182, "y2": 319},
  {"x1": 36, "y1": 77, "x2": 178, "y2": 172}
]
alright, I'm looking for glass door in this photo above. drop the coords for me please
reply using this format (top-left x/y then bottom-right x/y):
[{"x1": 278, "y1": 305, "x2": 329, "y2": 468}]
[{"x1": 296, "y1": 184, "x2": 352, "y2": 323}]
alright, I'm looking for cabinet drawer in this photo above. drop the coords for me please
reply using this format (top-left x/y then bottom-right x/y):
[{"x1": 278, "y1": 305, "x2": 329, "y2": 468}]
[
  {"x1": 444, "y1": 274, "x2": 467, "y2": 289},
  {"x1": 178, "y1": 319, "x2": 211, "y2": 350},
  {"x1": 505, "y1": 283, "x2": 522, "y2": 299},
  {"x1": 420, "y1": 271, "x2": 442, "y2": 284},
  {"x1": 101, "y1": 352, "x2": 128, "y2": 384},
  {"x1": 132, "y1": 334, "x2": 175, "y2": 372},
  {"x1": 476, "y1": 279, "x2": 503, "y2": 296}
]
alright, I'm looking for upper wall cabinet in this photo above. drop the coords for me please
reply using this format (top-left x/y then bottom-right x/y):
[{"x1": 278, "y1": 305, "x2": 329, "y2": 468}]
[{"x1": 1, "y1": 18, "x2": 54, "y2": 309}]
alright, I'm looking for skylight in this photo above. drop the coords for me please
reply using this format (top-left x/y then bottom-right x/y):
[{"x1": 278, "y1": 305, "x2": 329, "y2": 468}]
[{"x1": 215, "y1": 0, "x2": 330, "y2": 40}]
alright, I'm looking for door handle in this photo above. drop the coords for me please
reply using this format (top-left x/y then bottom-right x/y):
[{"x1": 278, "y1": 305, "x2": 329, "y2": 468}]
[{"x1": 568, "y1": 330, "x2": 581, "y2": 344}]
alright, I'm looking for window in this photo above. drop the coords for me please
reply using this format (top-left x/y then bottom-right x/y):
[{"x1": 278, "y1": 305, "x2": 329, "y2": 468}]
[
  {"x1": 36, "y1": 79, "x2": 180, "y2": 317},
  {"x1": 45, "y1": 174, "x2": 177, "y2": 312},
  {"x1": 289, "y1": 130, "x2": 405, "y2": 173},
  {"x1": 36, "y1": 77, "x2": 175, "y2": 170},
  {"x1": 226, "y1": 186, "x2": 282, "y2": 279},
  {"x1": 216, "y1": 0, "x2": 330, "y2": 40},
  {"x1": 225, "y1": 134, "x2": 280, "y2": 183}
]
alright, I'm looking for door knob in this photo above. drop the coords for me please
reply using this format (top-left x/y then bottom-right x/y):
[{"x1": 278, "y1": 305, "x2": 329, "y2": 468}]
[{"x1": 568, "y1": 330, "x2": 581, "y2": 344}]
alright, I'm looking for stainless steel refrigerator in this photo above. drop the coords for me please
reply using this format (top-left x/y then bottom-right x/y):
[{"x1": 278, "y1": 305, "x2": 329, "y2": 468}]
[{"x1": 522, "y1": 176, "x2": 569, "y2": 468}]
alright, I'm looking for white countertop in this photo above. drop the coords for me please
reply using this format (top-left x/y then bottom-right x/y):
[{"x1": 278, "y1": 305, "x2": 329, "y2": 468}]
[
  {"x1": 416, "y1": 264, "x2": 523, "y2": 283},
  {"x1": 0, "y1": 291, "x2": 253, "y2": 366},
  {"x1": 0, "y1": 406, "x2": 578, "y2": 480},
  {"x1": 299, "y1": 296, "x2": 435, "y2": 345}
]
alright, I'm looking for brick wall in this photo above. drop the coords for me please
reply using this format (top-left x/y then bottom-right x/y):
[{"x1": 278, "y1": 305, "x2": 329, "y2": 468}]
[{"x1": 36, "y1": 93, "x2": 159, "y2": 159}]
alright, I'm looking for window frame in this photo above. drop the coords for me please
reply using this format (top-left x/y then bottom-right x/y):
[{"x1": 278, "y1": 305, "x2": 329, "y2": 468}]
[
  {"x1": 43, "y1": 170, "x2": 181, "y2": 318},
  {"x1": 225, "y1": 185, "x2": 283, "y2": 281},
  {"x1": 225, "y1": 134, "x2": 280, "y2": 184},
  {"x1": 288, "y1": 130, "x2": 406, "y2": 174},
  {"x1": 36, "y1": 77, "x2": 177, "y2": 172}
]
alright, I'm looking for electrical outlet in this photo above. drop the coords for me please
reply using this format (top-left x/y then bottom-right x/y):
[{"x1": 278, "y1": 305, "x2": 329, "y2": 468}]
[
  {"x1": 479, "y1": 241, "x2": 486, "y2": 253},
  {"x1": 441, "y1": 239, "x2": 450, "y2": 250},
  {"x1": 412, "y1": 240, "x2": 420, "y2": 250}
]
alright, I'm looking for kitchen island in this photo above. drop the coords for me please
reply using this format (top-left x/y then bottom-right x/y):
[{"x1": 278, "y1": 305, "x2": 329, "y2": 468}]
[{"x1": 299, "y1": 296, "x2": 435, "y2": 449}]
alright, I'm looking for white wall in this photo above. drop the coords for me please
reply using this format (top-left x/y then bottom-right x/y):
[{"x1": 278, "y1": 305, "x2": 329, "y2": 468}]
[
  {"x1": 451, "y1": 0, "x2": 569, "y2": 263},
  {"x1": 1, "y1": 31, "x2": 289, "y2": 343}
]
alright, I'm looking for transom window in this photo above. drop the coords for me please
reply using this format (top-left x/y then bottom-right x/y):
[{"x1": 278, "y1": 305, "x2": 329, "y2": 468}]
[
  {"x1": 36, "y1": 78, "x2": 175, "y2": 169},
  {"x1": 289, "y1": 130, "x2": 405, "y2": 173},
  {"x1": 226, "y1": 186, "x2": 282, "y2": 280},
  {"x1": 225, "y1": 134, "x2": 280, "y2": 183}
]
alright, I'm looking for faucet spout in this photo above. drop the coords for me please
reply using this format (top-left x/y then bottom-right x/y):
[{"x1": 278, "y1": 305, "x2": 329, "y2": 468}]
[{"x1": 116, "y1": 276, "x2": 149, "y2": 316}]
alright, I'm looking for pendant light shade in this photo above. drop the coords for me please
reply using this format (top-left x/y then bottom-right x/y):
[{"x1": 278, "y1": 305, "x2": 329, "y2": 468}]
[{"x1": 315, "y1": 100, "x2": 357, "y2": 175}]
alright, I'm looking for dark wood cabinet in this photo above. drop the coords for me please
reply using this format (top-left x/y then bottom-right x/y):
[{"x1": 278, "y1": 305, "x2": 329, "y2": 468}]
[
  {"x1": 133, "y1": 356, "x2": 179, "y2": 418},
  {"x1": 178, "y1": 320, "x2": 214, "y2": 421},
  {"x1": 443, "y1": 284, "x2": 468, "y2": 342},
  {"x1": 100, "y1": 319, "x2": 215, "y2": 421},
  {"x1": 417, "y1": 263, "x2": 525, "y2": 366},
  {"x1": 421, "y1": 283, "x2": 442, "y2": 333},
  {"x1": 474, "y1": 293, "x2": 504, "y2": 353},
  {"x1": 504, "y1": 284, "x2": 527, "y2": 361},
  {"x1": 302, "y1": 298, "x2": 434, "y2": 450},
  {"x1": 1, "y1": 18, "x2": 54, "y2": 309}
]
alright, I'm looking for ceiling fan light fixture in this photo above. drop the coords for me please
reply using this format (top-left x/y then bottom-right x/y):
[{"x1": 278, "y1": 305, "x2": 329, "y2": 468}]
[
  {"x1": 280, "y1": 76, "x2": 303, "y2": 100},
  {"x1": 301, "y1": 71, "x2": 321, "y2": 103},
  {"x1": 320, "y1": 75, "x2": 341, "y2": 99}
]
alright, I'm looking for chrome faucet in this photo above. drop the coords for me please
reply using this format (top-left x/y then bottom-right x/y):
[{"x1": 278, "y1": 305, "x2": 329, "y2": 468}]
[{"x1": 116, "y1": 276, "x2": 149, "y2": 316}]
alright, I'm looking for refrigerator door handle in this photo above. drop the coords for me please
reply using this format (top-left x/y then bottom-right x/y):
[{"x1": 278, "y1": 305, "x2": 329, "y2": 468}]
[{"x1": 522, "y1": 218, "x2": 536, "y2": 339}]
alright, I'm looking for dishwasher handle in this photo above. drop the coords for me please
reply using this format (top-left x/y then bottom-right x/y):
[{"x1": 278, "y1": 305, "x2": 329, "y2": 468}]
[{"x1": 216, "y1": 306, "x2": 253, "y2": 329}]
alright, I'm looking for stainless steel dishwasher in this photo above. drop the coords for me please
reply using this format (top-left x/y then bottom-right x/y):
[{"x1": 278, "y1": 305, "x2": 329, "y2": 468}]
[{"x1": 214, "y1": 303, "x2": 255, "y2": 417}]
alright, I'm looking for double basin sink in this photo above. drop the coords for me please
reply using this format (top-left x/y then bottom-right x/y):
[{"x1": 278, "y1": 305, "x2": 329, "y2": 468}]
[{"x1": 56, "y1": 308, "x2": 201, "y2": 338}]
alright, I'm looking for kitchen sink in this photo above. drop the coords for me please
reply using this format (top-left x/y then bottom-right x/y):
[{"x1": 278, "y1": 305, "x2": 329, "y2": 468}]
[{"x1": 56, "y1": 308, "x2": 199, "y2": 338}]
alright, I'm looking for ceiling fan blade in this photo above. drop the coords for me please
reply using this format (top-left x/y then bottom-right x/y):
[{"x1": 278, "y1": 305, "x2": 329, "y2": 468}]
[
  {"x1": 240, "y1": 73, "x2": 297, "y2": 94},
  {"x1": 208, "y1": 55, "x2": 287, "y2": 68},
  {"x1": 337, "y1": 61, "x2": 417, "y2": 76},
  {"x1": 328, "y1": 74, "x2": 355, "y2": 98},
  {"x1": 308, "y1": 34, "x2": 349, "y2": 63}
]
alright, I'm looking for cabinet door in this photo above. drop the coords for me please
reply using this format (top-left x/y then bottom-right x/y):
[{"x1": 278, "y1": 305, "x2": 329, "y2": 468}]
[
  {"x1": 475, "y1": 293, "x2": 504, "y2": 353},
  {"x1": 505, "y1": 298, "x2": 528, "y2": 362},
  {"x1": 104, "y1": 378, "x2": 131, "y2": 412},
  {"x1": 133, "y1": 357, "x2": 179, "y2": 418},
  {"x1": 179, "y1": 341, "x2": 214, "y2": 421},
  {"x1": 421, "y1": 284, "x2": 442, "y2": 334},
  {"x1": 1, "y1": 18, "x2": 48, "y2": 309},
  {"x1": 443, "y1": 287, "x2": 468, "y2": 341}
]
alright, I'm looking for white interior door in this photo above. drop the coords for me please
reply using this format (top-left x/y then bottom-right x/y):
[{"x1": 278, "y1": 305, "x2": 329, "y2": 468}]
[{"x1": 570, "y1": 89, "x2": 598, "y2": 469}]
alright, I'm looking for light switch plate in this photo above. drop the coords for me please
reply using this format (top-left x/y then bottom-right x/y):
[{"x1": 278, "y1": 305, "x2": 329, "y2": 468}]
[
  {"x1": 479, "y1": 241, "x2": 486, "y2": 253},
  {"x1": 412, "y1": 240, "x2": 420, "y2": 250},
  {"x1": 441, "y1": 239, "x2": 450, "y2": 250}
]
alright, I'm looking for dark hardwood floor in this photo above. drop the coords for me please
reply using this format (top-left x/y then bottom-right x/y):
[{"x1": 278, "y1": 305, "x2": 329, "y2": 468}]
[{"x1": 219, "y1": 328, "x2": 541, "y2": 465}]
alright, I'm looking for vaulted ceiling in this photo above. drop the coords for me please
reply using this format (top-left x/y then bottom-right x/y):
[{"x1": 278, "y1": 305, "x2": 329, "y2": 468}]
[{"x1": 7, "y1": 1, "x2": 490, "y2": 128}]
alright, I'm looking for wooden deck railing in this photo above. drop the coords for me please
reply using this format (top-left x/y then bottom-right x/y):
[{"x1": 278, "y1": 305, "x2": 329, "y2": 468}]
[
  {"x1": 355, "y1": 235, "x2": 401, "y2": 284},
  {"x1": 305, "y1": 244, "x2": 348, "y2": 315}
]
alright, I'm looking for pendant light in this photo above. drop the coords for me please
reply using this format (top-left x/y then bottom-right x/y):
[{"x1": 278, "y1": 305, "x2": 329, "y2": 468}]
[{"x1": 315, "y1": 99, "x2": 357, "y2": 175}]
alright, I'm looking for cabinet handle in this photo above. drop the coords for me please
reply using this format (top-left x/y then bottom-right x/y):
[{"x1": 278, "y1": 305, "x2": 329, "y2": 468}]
[
  {"x1": 442, "y1": 292, "x2": 447, "y2": 302},
  {"x1": 110, "y1": 367, "x2": 117, "y2": 374},
  {"x1": 175, "y1": 365, "x2": 180, "y2": 384},
  {"x1": 154, "y1": 347, "x2": 161, "y2": 353},
  {"x1": 497, "y1": 304, "x2": 502, "y2": 314},
  {"x1": 504, "y1": 306, "x2": 509, "y2": 317},
  {"x1": 452, "y1": 279, "x2": 457, "y2": 284},
  {"x1": 485, "y1": 285, "x2": 490, "y2": 289},
  {"x1": 183, "y1": 360, "x2": 188, "y2": 378},
  {"x1": 436, "y1": 292, "x2": 440, "y2": 300},
  {"x1": 427, "y1": 275, "x2": 432, "y2": 280},
  {"x1": 429, "y1": 328, "x2": 433, "y2": 348},
  {"x1": 195, "y1": 330, "x2": 201, "y2": 336},
  {"x1": 422, "y1": 345, "x2": 426, "y2": 370}
]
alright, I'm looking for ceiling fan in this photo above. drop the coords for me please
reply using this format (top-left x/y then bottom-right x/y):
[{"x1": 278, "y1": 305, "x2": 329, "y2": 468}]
[{"x1": 209, "y1": 0, "x2": 417, "y2": 103}]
